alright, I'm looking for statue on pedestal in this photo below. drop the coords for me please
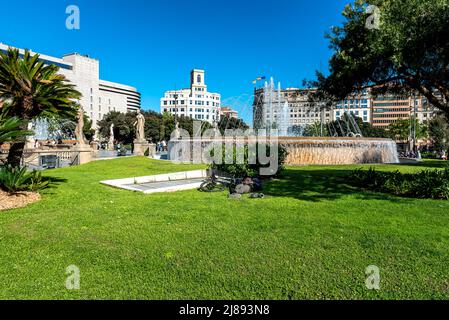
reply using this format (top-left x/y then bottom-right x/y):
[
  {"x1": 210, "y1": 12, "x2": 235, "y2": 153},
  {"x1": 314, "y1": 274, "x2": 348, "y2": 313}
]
[
  {"x1": 173, "y1": 121, "x2": 181, "y2": 140},
  {"x1": 108, "y1": 123, "x2": 115, "y2": 150},
  {"x1": 134, "y1": 110, "x2": 145, "y2": 142},
  {"x1": 133, "y1": 110, "x2": 155, "y2": 157},
  {"x1": 213, "y1": 121, "x2": 220, "y2": 137},
  {"x1": 75, "y1": 106, "x2": 87, "y2": 145}
]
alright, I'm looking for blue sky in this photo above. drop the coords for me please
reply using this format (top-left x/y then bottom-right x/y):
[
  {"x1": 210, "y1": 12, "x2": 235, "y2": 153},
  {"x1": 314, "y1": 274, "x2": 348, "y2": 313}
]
[{"x1": 0, "y1": 0, "x2": 348, "y2": 123}]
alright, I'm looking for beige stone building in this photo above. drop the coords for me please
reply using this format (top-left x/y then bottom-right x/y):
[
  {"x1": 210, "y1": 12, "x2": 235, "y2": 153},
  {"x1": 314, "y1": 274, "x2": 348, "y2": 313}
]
[
  {"x1": 220, "y1": 107, "x2": 238, "y2": 119},
  {"x1": 253, "y1": 84, "x2": 332, "y2": 134}
]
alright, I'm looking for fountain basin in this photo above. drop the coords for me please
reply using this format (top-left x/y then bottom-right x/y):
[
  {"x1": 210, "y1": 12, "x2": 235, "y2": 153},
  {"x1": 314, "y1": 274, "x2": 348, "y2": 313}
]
[
  {"x1": 278, "y1": 137, "x2": 399, "y2": 165},
  {"x1": 167, "y1": 137, "x2": 399, "y2": 166}
]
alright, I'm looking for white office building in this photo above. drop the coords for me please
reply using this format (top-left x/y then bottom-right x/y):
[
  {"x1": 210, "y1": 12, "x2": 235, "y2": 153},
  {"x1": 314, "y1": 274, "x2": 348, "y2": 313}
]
[
  {"x1": 160, "y1": 69, "x2": 221, "y2": 124},
  {"x1": 334, "y1": 91, "x2": 371, "y2": 123},
  {"x1": 0, "y1": 43, "x2": 141, "y2": 128}
]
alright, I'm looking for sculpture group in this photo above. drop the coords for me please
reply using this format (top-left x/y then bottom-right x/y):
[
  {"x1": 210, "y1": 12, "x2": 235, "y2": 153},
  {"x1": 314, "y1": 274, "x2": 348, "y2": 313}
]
[{"x1": 75, "y1": 107, "x2": 154, "y2": 157}]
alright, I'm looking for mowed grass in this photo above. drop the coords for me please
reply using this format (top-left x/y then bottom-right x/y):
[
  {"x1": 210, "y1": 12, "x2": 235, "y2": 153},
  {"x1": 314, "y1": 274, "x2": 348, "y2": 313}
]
[{"x1": 1, "y1": 157, "x2": 449, "y2": 299}]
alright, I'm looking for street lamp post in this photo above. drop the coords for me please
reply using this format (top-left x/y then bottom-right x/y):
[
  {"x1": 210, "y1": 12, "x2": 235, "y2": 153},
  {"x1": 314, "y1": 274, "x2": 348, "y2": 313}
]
[{"x1": 173, "y1": 93, "x2": 179, "y2": 128}]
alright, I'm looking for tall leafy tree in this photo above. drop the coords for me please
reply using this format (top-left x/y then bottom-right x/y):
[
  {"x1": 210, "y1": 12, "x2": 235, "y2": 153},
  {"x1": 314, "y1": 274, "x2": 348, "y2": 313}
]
[
  {"x1": 0, "y1": 48, "x2": 81, "y2": 166},
  {"x1": 428, "y1": 114, "x2": 449, "y2": 153},
  {"x1": 387, "y1": 118, "x2": 427, "y2": 141},
  {"x1": 97, "y1": 111, "x2": 136, "y2": 144},
  {"x1": 97, "y1": 110, "x2": 213, "y2": 144},
  {"x1": 310, "y1": 0, "x2": 449, "y2": 116},
  {"x1": 303, "y1": 122, "x2": 329, "y2": 137},
  {"x1": 218, "y1": 116, "x2": 249, "y2": 134}
]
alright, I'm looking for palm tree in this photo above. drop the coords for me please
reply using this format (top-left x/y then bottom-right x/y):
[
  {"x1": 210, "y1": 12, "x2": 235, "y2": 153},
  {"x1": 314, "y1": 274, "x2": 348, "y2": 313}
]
[
  {"x1": 0, "y1": 116, "x2": 31, "y2": 145},
  {"x1": 0, "y1": 48, "x2": 81, "y2": 166}
]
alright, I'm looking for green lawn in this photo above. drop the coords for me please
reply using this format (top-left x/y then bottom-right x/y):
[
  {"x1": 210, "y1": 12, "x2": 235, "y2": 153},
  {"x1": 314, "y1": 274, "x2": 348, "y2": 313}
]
[{"x1": 1, "y1": 157, "x2": 449, "y2": 299}]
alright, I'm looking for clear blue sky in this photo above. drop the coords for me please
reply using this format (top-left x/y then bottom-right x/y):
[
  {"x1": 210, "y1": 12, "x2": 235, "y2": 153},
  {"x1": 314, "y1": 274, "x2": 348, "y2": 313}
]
[{"x1": 0, "y1": 0, "x2": 349, "y2": 123}]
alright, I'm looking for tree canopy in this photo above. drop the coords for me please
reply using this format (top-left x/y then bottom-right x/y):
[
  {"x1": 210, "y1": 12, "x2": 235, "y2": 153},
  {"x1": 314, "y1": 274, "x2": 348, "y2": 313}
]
[
  {"x1": 0, "y1": 48, "x2": 81, "y2": 166},
  {"x1": 218, "y1": 116, "x2": 249, "y2": 134},
  {"x1": 428, "y1": 113, "x2": 449, "y2": 153},
  {"x1": 310, "y1": 0, "x2": 449, "y2": 116},
  {"x1": 97, "y1": 110, "x2": 216, "y2": 144},
  {"x1": 387, "y1": 118, "x2": 428, "y2": 141}
]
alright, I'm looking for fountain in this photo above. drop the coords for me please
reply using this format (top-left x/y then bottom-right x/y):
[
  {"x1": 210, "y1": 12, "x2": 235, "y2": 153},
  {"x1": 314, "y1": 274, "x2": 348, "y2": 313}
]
[
  {"x1": 251, "y1": 77, "x2": 400, "y2": 165},
  {"x1": 279, "y1": 137, "x2": 399, "y2": 165},
  {"x1": 20, "y1": 116, "x2": 94, "y2": 168},
  {"x1": 261, "y1": 77, "x2": 291, "y2": 135}
]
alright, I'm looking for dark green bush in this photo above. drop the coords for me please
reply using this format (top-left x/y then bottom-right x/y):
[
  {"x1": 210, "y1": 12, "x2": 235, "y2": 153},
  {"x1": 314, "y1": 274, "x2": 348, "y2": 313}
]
[
  {"x1": 348, "y1": 167, "x2": 449, "y2": 200},
  {"x1": 27, "y1": 170, "x2": 49, "y2": 192},
  {"x1": 421, "y1": 152, "x2": 438, "y2": 159},
  {"x1": 0, "y1": 166, "x2": 49, "y2": 193},
  {"x1": 210, "y1": 143, "x2": 288, "y2": 177}
]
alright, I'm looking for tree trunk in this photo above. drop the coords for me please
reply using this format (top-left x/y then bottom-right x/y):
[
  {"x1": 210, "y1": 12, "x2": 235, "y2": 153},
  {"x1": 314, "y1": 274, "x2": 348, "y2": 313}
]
[
  {"x1": 6, "y1": 119, "x2": 29, "y2": 167},
  {"x1": 6, "y1": 141, "x2": 26, "y2": 167}
]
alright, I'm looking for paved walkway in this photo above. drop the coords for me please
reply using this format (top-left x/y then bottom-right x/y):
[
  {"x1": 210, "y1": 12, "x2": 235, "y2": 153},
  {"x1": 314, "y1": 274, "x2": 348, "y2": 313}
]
[{"x1": 123, "y1": 178, "x2": 204, "y2": 192}]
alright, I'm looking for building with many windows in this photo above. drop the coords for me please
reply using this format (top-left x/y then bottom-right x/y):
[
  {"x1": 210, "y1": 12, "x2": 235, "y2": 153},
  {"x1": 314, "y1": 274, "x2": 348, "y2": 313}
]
[
  {"x1": 253, "y1": 84, "x2": 332, "y2": 134},
  {"x1": 334, "y1": 91, "x2": 371, "y2": 123},
  {"x1": 160, "y1": 69, "x2": 221, "y2": 124},
  {"x1": 0, "y1": 43, "x2": 141, "y2": 128},
  {"x1": 371, "y1": 95, "x2": 436, "y2": 128},
  {"x1": 253, "y1": 79, "x2": 438, "y2": 135}
]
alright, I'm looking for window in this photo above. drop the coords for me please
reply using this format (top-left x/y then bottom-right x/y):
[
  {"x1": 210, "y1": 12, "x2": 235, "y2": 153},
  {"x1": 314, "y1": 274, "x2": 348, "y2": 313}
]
[{"x1": 197, "y1": 74, "x2": 201, "y2": 84}]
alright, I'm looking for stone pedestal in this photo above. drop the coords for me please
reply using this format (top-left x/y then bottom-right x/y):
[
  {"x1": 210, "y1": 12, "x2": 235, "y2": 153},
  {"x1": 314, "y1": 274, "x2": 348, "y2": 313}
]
[
  {"x1": 74, "y1": 144, "x2": 93, "y2": 165},
  {"x1": 90, "y1": 141, "x2": 99, "y2": 156},
  {"x1": 133, "y1": 140, "x2": 155, "y2": 157}
]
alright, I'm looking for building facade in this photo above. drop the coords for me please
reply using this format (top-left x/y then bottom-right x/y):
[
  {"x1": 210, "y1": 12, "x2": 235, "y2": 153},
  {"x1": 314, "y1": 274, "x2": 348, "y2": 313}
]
[
  {"x1": 220, "y1": 107, "x2": 238, "y2": 119},
  {"x1": 0, "y1": 43, "x2": 141, "y2": 128},
  {"x1": 253, "y1": 84, "x2": 332, "y2": 134},
  {"x1": 253, "y1": 79, "x2": 437, "y2": 135},
  {"x1": 371, "y1": 95, "x2": 435, "y2": 128},
  {"x1": 160, "y1": 69, "x2": 221, "y2": 124},
  {"x1": 334, "y1": 91, "x2": 371, "y2": 123}
]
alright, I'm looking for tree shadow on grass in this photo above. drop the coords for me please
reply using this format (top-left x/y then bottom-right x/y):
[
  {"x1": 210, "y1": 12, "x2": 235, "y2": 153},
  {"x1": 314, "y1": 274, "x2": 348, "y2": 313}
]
[
  {"x1": 40, "y1": 176, "x2": 68, "y2": 195},
  {"x1": 263, "y1": 168, "x2": 409, "y2": 203},
  {"x1": 405, "y1": 161, "x2": 449, "y2": 169}
]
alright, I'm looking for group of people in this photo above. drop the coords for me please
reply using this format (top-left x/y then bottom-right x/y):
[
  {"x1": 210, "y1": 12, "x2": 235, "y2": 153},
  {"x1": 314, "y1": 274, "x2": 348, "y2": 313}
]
[
  {"x1": 156, "y1": 140, "x2": 167, "y2": 153},
  {"x1": 400, "y1": 150, "x2": 422, "y2": 159}
]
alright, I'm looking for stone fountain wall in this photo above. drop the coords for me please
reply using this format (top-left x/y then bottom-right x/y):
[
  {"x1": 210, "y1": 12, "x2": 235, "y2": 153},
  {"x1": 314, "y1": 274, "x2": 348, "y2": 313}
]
[
  {"x1": 279, "y1": 137, "x2": 399, "y2": 165},
  {"x1": 168, "y1": 137, "x2": 400, "y2": 165}
]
